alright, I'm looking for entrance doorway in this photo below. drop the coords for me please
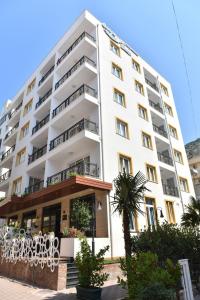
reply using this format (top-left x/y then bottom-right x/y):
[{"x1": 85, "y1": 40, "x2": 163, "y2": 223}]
[{"x1": 42, "y1": 204, "x2": 61, "y2": 237}]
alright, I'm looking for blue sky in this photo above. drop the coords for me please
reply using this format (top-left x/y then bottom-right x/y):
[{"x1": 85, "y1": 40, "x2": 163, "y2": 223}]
[{"x1": 0, "y1": 0, "x2": 199, "y2": 143}]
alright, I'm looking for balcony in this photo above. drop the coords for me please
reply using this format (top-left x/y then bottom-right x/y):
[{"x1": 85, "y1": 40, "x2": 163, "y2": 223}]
[
  {"x1": 8, "y1": 102, "x2": 23, "y2": 120},
  {"x1": 52, "y1": 84, "x2": 97, "y2": 118},
  {"x1": 145, "y1": 78, "x2": 159, "y2": 92},
  {"x1": 32, "y1": 114, "x2": 50, "y2": 135},
  {"x1": 1, "y1": 145, "x2": 15, "y2": 162},
  {"x1": 4, "y1": 122, "x2": 19, "y2": 141},
  {"x1": 149, "y1": 100, "x2": 163, "y2": 114},
  {"x1": 25, "y1": 180, "x2": 44, "y2": 194},
  {"x1": 162, "y1": 183, "x2": 179, "y2": 197},
  {"x1": 57, "y1": 32, "x2": 96, "y2": 66},
  {"x1": 55, "y1": 56, "x2": 96, "y2": 90},
  {"x1": 50, "y1": 118, "x2": 98, "y2": 151},
  {"x1": 35, "y1": 88, "x2": 52, "y2": 109},
  {"x1": 153, "y1": 124, "x2": 168, "y2": 138},
  {"x1": 28, "y1": 145, "x2": 47, "y2": 164},
  {"x1": 157, "y1": 152, "x2": 173, "y2": 166},
  {"x1": 0, "y1": 170, "x2": 11, "y2": 184},
  {"x1": 38, "y1": 65, "x2": 54, "y2": 86},
  {"x1": 47, "y1": 161, "x2": 98, "y2": 186}
]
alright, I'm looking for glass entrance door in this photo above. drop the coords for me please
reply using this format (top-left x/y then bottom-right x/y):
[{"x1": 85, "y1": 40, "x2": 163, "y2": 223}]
[{"x1": 42, "y1": 204, "x2": 61, "y2": 237}]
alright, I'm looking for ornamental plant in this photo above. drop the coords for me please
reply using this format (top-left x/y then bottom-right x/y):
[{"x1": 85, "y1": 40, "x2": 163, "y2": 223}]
[
  {"x1": 71, "y1": 199, "x2": 92, "y2": 232},
  {"x1": 75, "y1": 238, "x2": 109, "y2": 288}
]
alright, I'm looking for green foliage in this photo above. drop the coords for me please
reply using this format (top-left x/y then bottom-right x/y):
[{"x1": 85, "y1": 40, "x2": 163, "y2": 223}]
[
  {"x1": 118, "y1": 252, "x2": 180, "y2": 300},
  {"x1": 137, "y1": 282, "x2": 176, "y2": 300},
  {"x1": 75, "y1": 239, "x2": 109, "y2": 288},
  {"x1": 71, "y1": 199, "x2": 92, "y2": 231},
  {"x1": 181, "y1": 196, "x2": 200, "y2": 227}
]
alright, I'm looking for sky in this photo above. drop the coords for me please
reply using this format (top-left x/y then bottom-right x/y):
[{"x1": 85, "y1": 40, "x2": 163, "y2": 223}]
[{"x1": 0, "y1": 0, "x2": 199, "y2": 144}]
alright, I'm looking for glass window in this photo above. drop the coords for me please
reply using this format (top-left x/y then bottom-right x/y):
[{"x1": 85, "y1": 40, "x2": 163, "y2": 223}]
[
  {"x1": 27, "y1": 78, "x2": 36, "y2": 95},
  {"x1": 138, "y1": 105, "x2": 148, "y2": 120},
  {"x1": 22, "y1": 210, "x2": 37, "y2": 230},
  {"x1": 174, "y1": 149, "x2": 183, "y2": 164},
  {"x1": 142, "y1": 132, "x2": 152, "y2": 149},
  {"x1": 20, "y1": 122, "x2": 29, "y2": 139},
  {"x1": 113, "y1": 89, "x2": 125, "y2": 106},
  {"x1": 165, "y1": 103, "x2": 173, "y2": 116},
  {"x1": 160, "y1": 83, "x2": 169, "y2": 96},
  {"x1": 12, "y1": 177, "x2": 22, "y2": 195},
  {"x1": 23, "y1": 99, "x2": 33, "y2": 116},
  {"x1": 116, "y1": 119, "x2": 129, "y2": 138},
  {"x1": 119, "y1": 155, "x2": 132, "y2": 174},
  {"x1": 135, "y1": 80, "x2": 144, "y2": 95},
  {"x1": 112, "y1": 63, "x2": 123, "y2": 79},
  {"x1": 110, "y1": 41, "x2": 120, "y2": 56},
  {"x1": 166, "y1": 201, "x2": 175, "y2": 224},
  {"x1": 146, "y1": 164, "x2": 157, "y2": 182},
  {"x1": 145, "y1": 198, "x2": 157, "y2": 227},
  {"x1": 179, "y1": 177, "x2": 189, "y2": 192},
  {"x1": 169, "y1": 125, "x2": 178, "y2": 139},
  {"x1": 129, "y1": 213, "x2": 138, "y2": 231},
  {"x1": 132, "y1": 59, "x2": 141, "y2": 73},
  {"x1": 16, "y1": 148, "x2": 26, "y2": 166}
]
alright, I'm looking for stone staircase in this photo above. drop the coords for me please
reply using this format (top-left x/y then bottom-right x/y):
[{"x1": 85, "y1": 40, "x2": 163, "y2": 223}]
[{"x1": 66, "y1": 258, "x2": 79, "y2": 288}]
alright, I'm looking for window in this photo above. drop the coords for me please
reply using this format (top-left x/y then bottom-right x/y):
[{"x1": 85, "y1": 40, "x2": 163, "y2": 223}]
[
  {"x1": 12, "y1": 177, "x2": 22, "y2": 195},
  {"x1": 112, "y1": 63, "x2": 123, "y2": 79},
  {"x1": 145, "y1": 198, "x2": 157, "y2": 227},
  {"x1": 179, "y1": 177, "x2": 189, "y2": 192},
  {"x1": 132, "y1": 59, "x2": 141, "y2": 73},
  {"x1": 138, "y1": 104, "x2": 148, "y2": 120},
  {"x1": 135, "y1": 80, "x2": 144, "y2": 95},
  {"x1": 169, "y1": 125, "x2": 178, "y2": 139},
  {"x1": 146, "y1": 164, "x2": 157, "y2": 183},
  {"x1": 160, "y1": 83, "x2": 169, "y2": 96},
  {"x1": 165, "y1": 103, "x2": 173, "y2": 116},
  {"x1": 22, "y1": 210, "x2": 37, "y2": 230},
  {"x1": 8, "y1": 215, "x2": 18, "y2": 227},
  {"x1": 113, "y1": 89, "x2": 125, "y2": 106},
  {"x1": 119, "y1": 154, "x2": 132, "y2": 174},
  {"x1": 142, "y1": 132, "x2": 153, "y2": 149},
  {"x1": 174, "y1": 149, "x2": 183, "y2": 164},
  {"x1": 23, "y1": 99, "x2": 33, "y2": 116},
  {"x1": 27, "y1": 78, "x2": 36, "y2": 95},
  {"x1": 129, "y1": 213, "x2": 138, "y2": 231},
  {"x1": 16, "y1": 148, "x2": 26, "y2": 166},
  {"x1": 165, "y1": 201, "x2": 175, "y2": 224},
  {"x1": 20, "y1": 122, "x2": 29, "y2": 139},
  {"x1": 110, "y1": 41, "x2": 120, "y2": 56},
  {"x1": 116, "y1": 118, "x2": 129, "y2": 138}
]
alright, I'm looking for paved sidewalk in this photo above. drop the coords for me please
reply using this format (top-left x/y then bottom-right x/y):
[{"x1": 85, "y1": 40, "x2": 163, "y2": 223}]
[{"x1": 0, "y1": 276, "x2": 126, "y2": 300}]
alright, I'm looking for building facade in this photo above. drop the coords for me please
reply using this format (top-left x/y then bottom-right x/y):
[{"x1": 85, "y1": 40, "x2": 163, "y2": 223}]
[
  {"x1": 0, "y1": 11, "x2": 195, "y2": 257},
  {"x1": 185, "y1": 138, "x2": 200, "y2": 199}
]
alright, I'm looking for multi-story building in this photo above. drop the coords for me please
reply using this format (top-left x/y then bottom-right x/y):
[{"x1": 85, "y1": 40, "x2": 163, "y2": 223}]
[
  {"x1": 0, "y1": 10, "x2": 195, "y2": 257},
  {"x1": 185, "y1": 138, "x2": 200, "y2": 199}
]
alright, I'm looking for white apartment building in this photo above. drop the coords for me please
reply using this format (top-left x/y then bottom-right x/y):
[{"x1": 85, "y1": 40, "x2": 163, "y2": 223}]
[{"x1": 0, "y1": 10, "x2": 195, "y2": 257}]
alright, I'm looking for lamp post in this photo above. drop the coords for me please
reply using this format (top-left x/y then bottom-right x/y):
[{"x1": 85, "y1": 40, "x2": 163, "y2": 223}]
[{"x1": 92, "y1": 200, "x2": 102, "y2": 256}]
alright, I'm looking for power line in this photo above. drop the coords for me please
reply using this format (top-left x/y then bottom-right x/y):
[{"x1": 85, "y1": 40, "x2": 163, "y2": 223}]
[{"x1": 171, "y1": 0, "x2": 198, "y2": 139}]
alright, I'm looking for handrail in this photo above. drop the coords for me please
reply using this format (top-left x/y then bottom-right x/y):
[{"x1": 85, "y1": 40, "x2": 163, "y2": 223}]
[
  {"x1": 145, "y1": 78, "x2": 159, "y2": 92},
  {"x1": 25, "y1": 180, "x2": 44, "y2": 194},
  {"x1": 57, "y1": 31, "x2": 96, "y2": 65},
  {"x1": 8, "y1": 102, "x2": 23, "y2": 119},
  {"x1": 38, "y1": 65, "x2": 55, "y2": 86},
  {"x1": 153, "y1": 124, "x2": 168, "y2": 138},
  {"x1": 55, "y1": 56, "x2": 96, "y2": 90},
  {"x1": 28, "y1": 145, "x2": 47, "y2": 164},
  {"x1": 4, "y1": 122, "x2": 19, "y2": 140},
  {"x1": 0, "y1": 169, "x2": 11, "y2": 183},
  {"x1": 157, "y1": 152, "x2": 173, "y2": 166},
  {"x1": 47, "y1": 162, "x2": 98, "y2": 186},
  {"x1": 1, "y1": 145, "x2": 15, "y2": 161},
  {"x1": 32, "y1": 114, "x2": 50, "y2": 135},
  {"x1": 162, "y1": 183, "x2": 179, "y2": 197},
  {"x1": 49, "y1": 118, "x2": 98, "y2": 150},
  {"x1": 35, "y1": 88, "x2": 52, "y2": 109},
  {"x1": 149, "y1": 99, "x2": 163, "y2": 114},
  {"x1": 52, "y1": 84, "x2": 97, "y2": 118}
]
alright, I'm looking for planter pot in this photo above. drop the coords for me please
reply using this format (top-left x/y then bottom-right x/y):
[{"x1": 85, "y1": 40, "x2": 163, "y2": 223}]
[{"x1": 76, "y1": 285, "x2": 102, "y2": 300}]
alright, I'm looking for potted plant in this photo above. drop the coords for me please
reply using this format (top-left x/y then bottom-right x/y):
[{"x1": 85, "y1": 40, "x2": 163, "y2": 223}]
[{"x1": 75, "y1": 238, "x2": 109, "y2": 300}]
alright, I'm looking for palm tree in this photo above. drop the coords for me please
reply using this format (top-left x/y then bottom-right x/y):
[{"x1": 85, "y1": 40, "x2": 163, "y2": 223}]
[
  {"x1": 112, "y1": 170, "x2": 149, "y2": 298},
  {"x1": 181, "y1": 196, "x2": 200, "y2": 227}
]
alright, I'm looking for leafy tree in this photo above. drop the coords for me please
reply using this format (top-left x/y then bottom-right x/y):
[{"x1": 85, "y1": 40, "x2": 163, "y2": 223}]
[
  {"x1": 112, "y1": 171, "x2": 149, "y2": 299},
  {"x1": 70, "y1": 199, "x2": 92, "y2": 232},
  {"x1": 181, "y1": 196, "x2": 200, "y2": 227}
]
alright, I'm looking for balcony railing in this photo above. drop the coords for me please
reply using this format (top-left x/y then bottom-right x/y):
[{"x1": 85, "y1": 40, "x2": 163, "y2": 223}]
[
  {"x1": 35, "y1": 88, "x2": 52, "y2": 109},
  {"x1": 57, "y1": 31, "x2": 96, "y2": 65},
  {"x1": 162, "y1": 183, "x2": 179, "y2": 197},
  {"x1": 153, "y1": 124, "x2": 168, "y2": 138},
  {"x1": 32, "y1": 114, "x2": 50, "y2": 135},
  {"x1": 4, "y1": 122, "x2": 19, "y2": 140},
  {"x1": 47, "y1": 162, "x2": 98, "y2": 186},
  {"x1": 8, "y1": 102, "x2": 23, "y2": 119},
  {"x1": 0, "y1": 169, "x2": 11, "y2": 184},
  {"x1": 55, "y1": 56, "x2": 96, "y2": 90},
  {"x1": 25, "y1": 180, "x2": 44, "y2": 194},
  {"x1": 38, "y1": 65, "x2": 55, "y2": 86},
  {"x1": 49, "y1": 118, "x2": 98, "y2": 151},
  {"x1": 52, "y1": 84, "x2": 97, "y2": 118},
  {"x1": 1, "y1": 145, "x2": 15, "y2": 161},
  {"x1": 28, "y1": 145, "x2": 47, "y2": 164},
  {"x1": 157, "y1": 152, "x2": 173, "y2": 166},
  {"x1": 149, "y1": 100, "x2": 163, "y2": 114},
  {"x1": 145, "y1": 78, "x2": 159, "y2": 92}
]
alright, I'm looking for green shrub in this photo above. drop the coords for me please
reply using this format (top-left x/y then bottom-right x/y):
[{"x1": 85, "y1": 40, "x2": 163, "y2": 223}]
[{"x1": 137, "y1": 282, "x2": 176, "y2": 300}]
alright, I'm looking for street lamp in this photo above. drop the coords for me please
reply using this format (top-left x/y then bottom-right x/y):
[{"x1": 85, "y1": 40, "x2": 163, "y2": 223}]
[
  {"x1": 157, "y1": 207, "x2": 164, "y2": 218},
  {"x1": 92, "y1": 200, "x2": 102, "y2": 255}
]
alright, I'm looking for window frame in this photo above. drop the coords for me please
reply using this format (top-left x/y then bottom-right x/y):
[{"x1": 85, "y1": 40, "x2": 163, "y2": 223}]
[
  {"x1": 165, "y1": 200, "x2": 176, "y2": 224},
  {"x1": 20, "y1": 122, "x2": 30, "y2": 140},
  {"x1": 169, "y1": 125, "x2": 178, "y2": 139},
  {"x1": 132, "y1": 58, "x2": 141, "y2": 73},
  {"x1": 179, "y1": 177, "x2": 189, "y2": 193},
  {"x1": 116, "y1": 118, "x2": 129, "y2": 139},
  {"x1": 12, "y1": 176, "x2": 22, "y2": 195},
  {"x1": 110, "y1": 41, "x2": 120, "y2": 56},
  {"x1": 160, "y1": 83, "x2": 169, "y2": 96},
  {"x1": 118, "y1": 153, "x2": 133, "y2": 174},
  {"x1": 112, "y1": 63, "x2": 123, "y2": 80},
  {"x1": 138, "y1": 104, "x2": 148, "y2": 121},
  {"x1": 135, "y1": 80, "x2": 144, "y2": 96},
  {"x1": 145, "y1": 197, "x2": 157, "y2": 228},
  {"x1": 16, "y1": 147, "x2": 26, "y2": 166},
  {"x1": 113, "y1": 88, "x2": 126, "y2": 107},
  {"x1": 164, "y1": 102, "x2": 173, "y2": 116},
  {"x1": 23, "y1": 98, "x2": 33, "y2": 116},
  {"x1": 146, "y1": 163, "x2": 158, "y2": 183},
  {"x1": 26, "y1": 78, "x2": 36, "y2": 95},
  {"x1": 142, "y1": 131, "x2": 153, "y2": 150},
  {"x1": 174, "y1": 149, "x2": 183, "y2": 164}
]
